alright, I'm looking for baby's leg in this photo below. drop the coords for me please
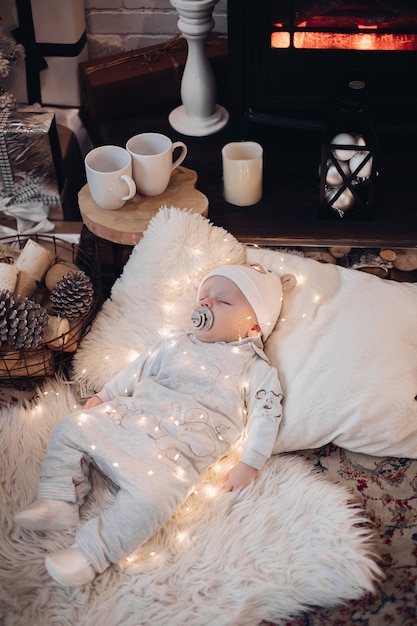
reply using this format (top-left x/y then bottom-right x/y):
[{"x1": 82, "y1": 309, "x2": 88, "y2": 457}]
[
  {"x1": 15, "y1": 410, "x2": 95, "y2": 531},
  {"x1": 37, "y1": 411, "x2": 95, "y2": 504},
  {"x1": 75, "y1": 447, "x2": 197, "y2": 573}
]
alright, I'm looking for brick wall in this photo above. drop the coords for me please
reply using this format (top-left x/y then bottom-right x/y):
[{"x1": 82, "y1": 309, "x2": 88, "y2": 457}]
[{"x1": 84, "y1": 0, "x2": 228, "y2": 59}]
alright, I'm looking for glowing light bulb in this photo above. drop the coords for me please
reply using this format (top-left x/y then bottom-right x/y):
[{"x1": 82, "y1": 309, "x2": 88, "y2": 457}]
[
  {"x1": 204, "y1": 485, "x2": 218, "y2": 498},
  {"x1": 113, "y1": 462, "x2": 119, "y2": 468}
]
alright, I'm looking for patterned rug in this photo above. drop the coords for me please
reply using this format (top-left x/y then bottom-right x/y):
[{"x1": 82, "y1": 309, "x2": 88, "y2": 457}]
[{"x1": 283, "y1": 445, "x2": 417, "y2": 626}]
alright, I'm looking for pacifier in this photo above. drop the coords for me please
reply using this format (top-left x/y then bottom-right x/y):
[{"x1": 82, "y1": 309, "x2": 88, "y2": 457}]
[{"x1": 191, "y1": 307, "x2": 213, "y2": 330}]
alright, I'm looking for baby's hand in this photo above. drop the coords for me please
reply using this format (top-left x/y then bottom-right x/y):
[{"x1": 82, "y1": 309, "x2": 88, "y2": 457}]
[
  {"x1": 223, "y1": 461, "x2": 258, "y2": 491},
  {"x1": 84, "y1": 395, "x2": 103, "y2": 409}
]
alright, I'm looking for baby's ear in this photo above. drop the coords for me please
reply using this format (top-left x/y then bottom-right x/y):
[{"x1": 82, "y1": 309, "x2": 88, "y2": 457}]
[{"x1": 281, "y1": 273, "x2": 297, "y2": 292}]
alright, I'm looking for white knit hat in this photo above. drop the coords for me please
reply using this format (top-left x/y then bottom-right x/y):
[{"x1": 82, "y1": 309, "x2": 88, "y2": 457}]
[{"x1": 198, "y1": 264, "x2": 283, "y2": 340}]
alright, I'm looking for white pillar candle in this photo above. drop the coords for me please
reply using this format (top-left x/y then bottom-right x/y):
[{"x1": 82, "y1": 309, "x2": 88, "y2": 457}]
[{"x1": 222, "y1": 141, "x2": 263, "y2": 206}]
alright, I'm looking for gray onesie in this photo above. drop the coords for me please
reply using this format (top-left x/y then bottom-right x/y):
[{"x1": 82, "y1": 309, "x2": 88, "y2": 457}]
[{"x1": 38, "y1": 331, "x2": 283, "y2": 572}]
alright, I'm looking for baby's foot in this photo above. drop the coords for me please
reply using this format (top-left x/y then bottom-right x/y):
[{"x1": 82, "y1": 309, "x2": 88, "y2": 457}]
[
  {"x1": 14, "y1": 499, "x2": 79, "y2": 531},
  {"x1": 45, "y1": 545, "x2": 95, "y2": 586}
]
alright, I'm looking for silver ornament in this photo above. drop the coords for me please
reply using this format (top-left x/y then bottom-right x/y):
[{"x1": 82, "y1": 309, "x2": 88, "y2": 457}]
[
  {"x1": 349, "y1": 153, "x2": 373, "y2": 180},
  {"x1": 326, "y1": 187, "x2": 355, "y2": 214},
  {"x1": 331, "y1": 133, "x2": 356, "y2": 161},
  {"x1": 325, "y1": 160, "x2": 351, "y2": 186}
]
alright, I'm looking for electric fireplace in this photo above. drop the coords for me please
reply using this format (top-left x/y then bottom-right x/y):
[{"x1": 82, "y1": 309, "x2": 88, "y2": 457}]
[{"x1": 228, "y1": 0, "x2": 417, "y2": 131}]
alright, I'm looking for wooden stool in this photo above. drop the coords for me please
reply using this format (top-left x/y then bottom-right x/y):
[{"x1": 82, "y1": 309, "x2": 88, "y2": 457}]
[{"x1": 78, "y1": 166, "x2": 209, "y2": 245}]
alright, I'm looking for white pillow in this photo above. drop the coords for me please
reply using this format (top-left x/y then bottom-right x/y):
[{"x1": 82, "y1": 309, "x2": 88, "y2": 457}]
[
  {"x1": 246, "y1": 247, "x2": 417, "y2": 457},
  {"x1": 73, "y1": 207, "x2": 417, "y2": 458}
]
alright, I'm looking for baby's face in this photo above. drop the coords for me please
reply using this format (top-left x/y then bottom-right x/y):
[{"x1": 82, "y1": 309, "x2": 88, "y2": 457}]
[{"x1": 192, "y1": 275, "x2": 258, "y2": 343}]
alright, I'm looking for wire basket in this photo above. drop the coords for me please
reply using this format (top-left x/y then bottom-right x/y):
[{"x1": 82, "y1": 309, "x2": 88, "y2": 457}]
[{"x1": 0, "y1": 233, "x2": 101, "y2": 384}]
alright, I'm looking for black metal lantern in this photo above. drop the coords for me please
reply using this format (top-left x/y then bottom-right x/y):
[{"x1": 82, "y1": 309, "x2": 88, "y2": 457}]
[{"x1": 319, "y1": 99, "x2": 377, "y2": 220}]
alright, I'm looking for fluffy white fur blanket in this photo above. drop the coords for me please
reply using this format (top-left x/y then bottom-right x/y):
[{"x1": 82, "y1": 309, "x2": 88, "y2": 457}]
[{"x1": 1, "y1": 380, "x2": 380, "y2": 626}]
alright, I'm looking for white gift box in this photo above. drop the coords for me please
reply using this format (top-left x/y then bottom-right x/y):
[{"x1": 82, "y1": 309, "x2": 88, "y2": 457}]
[{"x1": 2, "y1": 0, "x2": 88, "y2": 107}]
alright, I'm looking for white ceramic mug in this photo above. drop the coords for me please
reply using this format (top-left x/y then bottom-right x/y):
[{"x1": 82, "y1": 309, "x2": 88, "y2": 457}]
[
  {"x1": 222, "y1": 141, "x2": 263, "y2": 206},
  {"x1": 85, "y1": 145, "x2": 136, "y2": 210},
  {"x1": 126, "y1": 132, "x2": 188, "y2": 196}
]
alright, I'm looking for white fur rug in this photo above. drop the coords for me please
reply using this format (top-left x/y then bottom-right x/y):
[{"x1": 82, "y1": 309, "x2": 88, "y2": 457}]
[{"x1": 1, "y1": 378, "x2": 381, "y2": 626}]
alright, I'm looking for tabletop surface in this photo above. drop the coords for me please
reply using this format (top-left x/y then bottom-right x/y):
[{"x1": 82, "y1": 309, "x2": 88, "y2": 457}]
[{"x1": 90, "y1": 105, "x2": 417, "y2": 249}]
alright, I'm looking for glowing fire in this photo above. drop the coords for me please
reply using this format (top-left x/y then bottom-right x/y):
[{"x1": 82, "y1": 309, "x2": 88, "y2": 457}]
[{"x1": 271, "y1": 31, "x2": 417, "y2": 51}]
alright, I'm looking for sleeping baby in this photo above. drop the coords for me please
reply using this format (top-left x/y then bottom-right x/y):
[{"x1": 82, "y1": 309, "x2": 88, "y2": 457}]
[{"x1": 15, "y1": 263, "x2": 290, "y2": 587}]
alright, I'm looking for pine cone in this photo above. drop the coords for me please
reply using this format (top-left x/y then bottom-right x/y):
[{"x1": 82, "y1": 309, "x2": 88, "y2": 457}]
[
  {"x1": 0, "y1": 289, "x2": 48, "y2": 349},
  {"x1": 50, "y1": 270, "x2": 94, "y2": 320}
]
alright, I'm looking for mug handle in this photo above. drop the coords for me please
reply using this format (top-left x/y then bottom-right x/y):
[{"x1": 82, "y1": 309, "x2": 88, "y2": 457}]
[
  {"x1": 120, "y1": 175, "x2": 136, "y2": 201},
  {"x1": 171, "y1": 141, "x2": 188, "y2": 171}
]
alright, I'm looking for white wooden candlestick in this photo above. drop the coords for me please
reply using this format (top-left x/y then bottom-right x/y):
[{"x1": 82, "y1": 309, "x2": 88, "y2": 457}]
[{"x1": 169, "y1": 0, "x2": 228, "y2": 136}]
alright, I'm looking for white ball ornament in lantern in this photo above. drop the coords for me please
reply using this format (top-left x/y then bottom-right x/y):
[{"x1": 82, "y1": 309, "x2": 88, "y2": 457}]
[
  {"x1": 325, "y1": 187, "x2": 355, "y2": 216},
  {"x1": 349, "y1": 153, "x2": 373, "y2": 180},
  {"x1": 325, "y1": 160, "x2": 351, "y2": 186},
  {"x1": 331, "y1": 133, "x2": 357, "y2": 161}
]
